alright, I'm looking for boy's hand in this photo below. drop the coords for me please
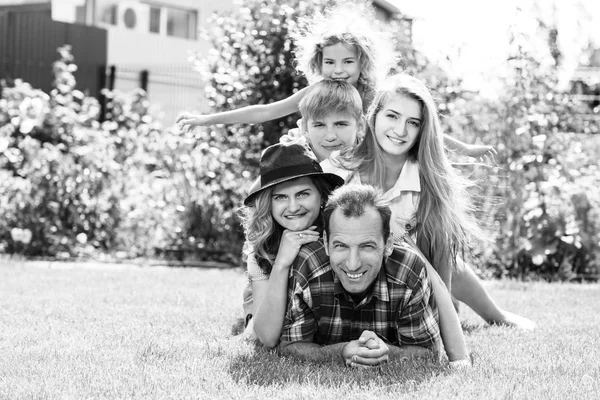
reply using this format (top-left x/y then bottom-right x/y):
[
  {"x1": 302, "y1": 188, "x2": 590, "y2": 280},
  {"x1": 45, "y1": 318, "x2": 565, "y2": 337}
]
[{"x1": 465, "y1": 144, "x2": 497, "y2": 163}]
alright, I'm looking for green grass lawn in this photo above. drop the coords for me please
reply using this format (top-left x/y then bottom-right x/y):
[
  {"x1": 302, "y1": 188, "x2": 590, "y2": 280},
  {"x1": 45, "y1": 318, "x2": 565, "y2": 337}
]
[{"x1": 1, "y1": 259, "x2": 599, "y2": 399}]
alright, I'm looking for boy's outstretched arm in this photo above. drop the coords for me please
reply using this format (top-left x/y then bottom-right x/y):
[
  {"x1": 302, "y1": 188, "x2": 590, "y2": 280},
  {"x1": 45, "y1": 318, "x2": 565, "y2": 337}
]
[
  {"x1": 176, "y1": 87, "x2": 308, "y2": 129},
  {"x1": 443, "y1": 134, "x2": 497, "y2": 161}
]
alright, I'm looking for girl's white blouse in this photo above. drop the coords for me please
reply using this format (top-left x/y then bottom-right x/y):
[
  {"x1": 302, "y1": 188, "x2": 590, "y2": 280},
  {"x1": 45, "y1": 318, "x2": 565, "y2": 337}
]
[{"x1": 320, "y1": 157, "x2": 420, "y2": 244}]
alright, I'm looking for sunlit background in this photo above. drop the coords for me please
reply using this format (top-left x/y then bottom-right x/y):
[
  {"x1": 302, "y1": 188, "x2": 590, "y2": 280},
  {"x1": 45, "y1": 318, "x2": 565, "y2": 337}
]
[
  {"x1": 396, "y1": 0, "x2": 600, "y2": 95},
  {"x1": 1, "y1": 0, "x2": 599, "y2": 280}
]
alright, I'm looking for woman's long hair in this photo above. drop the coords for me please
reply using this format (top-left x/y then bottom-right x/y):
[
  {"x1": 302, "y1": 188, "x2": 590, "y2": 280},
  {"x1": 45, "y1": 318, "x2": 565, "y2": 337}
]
[
  {"x1": 335, "y1": 74, "x2": 483, "y2": 282},
  {"x1": 238, "y1": 176, "x2": 335, "y2": 274}
]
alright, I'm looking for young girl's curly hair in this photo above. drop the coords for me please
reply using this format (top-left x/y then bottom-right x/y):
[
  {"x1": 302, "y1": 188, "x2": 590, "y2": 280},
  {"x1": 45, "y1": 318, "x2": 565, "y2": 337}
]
[{"x1": 293, "y1": 1, "x2": 397, "y2": 91}]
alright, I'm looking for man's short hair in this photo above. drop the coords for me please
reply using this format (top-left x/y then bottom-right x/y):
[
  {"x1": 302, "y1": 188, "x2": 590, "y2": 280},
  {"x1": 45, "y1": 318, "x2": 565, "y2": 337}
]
[
  {"x1": 299, "y1": 80, "x2": 363, "y2": 128},
  {"x1": 323, "y1": 184, "x2": 391, "y2": 242}
]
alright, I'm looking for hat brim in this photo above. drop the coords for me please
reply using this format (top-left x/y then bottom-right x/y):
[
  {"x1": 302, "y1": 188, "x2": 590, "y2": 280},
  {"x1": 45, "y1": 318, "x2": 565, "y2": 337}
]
[{"x1": 244, "y1": 172, "x2": 345, "y2": 206}]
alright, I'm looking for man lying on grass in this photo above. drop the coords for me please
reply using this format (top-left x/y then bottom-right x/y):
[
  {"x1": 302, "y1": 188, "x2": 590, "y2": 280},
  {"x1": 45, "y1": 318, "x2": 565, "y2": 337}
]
[{"x1": 279, "y1": 184, "x2": 442, "y2": 368}]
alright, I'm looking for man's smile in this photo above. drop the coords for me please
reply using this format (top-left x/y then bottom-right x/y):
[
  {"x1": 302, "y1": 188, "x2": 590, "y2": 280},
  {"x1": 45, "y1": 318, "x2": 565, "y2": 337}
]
[{"x1": 345, "y1": 271, "x2": 366, "y2": 280}]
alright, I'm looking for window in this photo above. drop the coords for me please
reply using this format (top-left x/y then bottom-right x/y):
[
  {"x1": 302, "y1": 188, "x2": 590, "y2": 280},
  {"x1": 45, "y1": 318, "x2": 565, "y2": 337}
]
[
  {"x1": 93, "y1": 1, "x2": 197, "y2": 39},
  {"x1": 149, "y1": 6, "x2": 161, "y2": 34},
  {"x1": 166, "y1": 7, "x2": 196, "y2": 40},
  {"x1": 51, "y1": 0, "x2": 95, "y2": 25}
]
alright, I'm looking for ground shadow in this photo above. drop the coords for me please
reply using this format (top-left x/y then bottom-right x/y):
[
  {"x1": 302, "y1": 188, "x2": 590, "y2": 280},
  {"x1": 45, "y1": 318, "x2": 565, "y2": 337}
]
[{"x1": 227, "y1": 343, "x2": 450, "y2": 391}]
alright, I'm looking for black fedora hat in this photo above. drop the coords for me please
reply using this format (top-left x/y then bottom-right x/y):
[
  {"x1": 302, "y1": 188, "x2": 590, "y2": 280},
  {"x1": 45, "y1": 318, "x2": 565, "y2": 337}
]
[{"x1": 244, "y1": 141, "x2": 344, "y2": 206}]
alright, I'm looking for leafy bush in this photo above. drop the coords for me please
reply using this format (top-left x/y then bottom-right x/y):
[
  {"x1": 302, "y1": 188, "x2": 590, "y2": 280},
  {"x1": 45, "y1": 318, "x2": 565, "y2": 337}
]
[
  {"x1": 429, "y1": 20, "x2": 600, "y2": 281},
  {"x1": 0, "y1": 46, "x2": 247, "y2": 261},
  {"x1": 1, "y1": 47, "x2": 120, "y2": 256}
]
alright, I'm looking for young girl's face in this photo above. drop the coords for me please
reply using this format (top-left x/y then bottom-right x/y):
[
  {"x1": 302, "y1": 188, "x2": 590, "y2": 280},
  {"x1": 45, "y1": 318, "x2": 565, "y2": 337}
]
[
  {"x1": 321, "y1": 43, "x2": 361, "y2": 86},
  {"x1": 271, "y1": 177, "x2": 322, "y2": 231},
  {"x1": 374, "y1": 94, "x2": 422, "y2": 161}
]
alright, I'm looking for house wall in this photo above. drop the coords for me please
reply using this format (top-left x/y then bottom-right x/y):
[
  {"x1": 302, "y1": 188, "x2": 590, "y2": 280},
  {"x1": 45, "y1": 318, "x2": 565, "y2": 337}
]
[
  {"x1": 0, "y1": 4, "x2": 107, "y2": 96},
  {"x1": 1, "y1": 0, "x2": 236, "y2": 124},
  {"x1": 0, "y1": 0, "x2": 48, "y2": 4},
  {"x1": 96, "y1": 0, "x2": 236, "y2": 124}
]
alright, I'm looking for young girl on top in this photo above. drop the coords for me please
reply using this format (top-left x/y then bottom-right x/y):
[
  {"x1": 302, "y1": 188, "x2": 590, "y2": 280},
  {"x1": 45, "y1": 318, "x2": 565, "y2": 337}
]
[
  {"x1": 176, "y1": 2, "x2": 494, "y2": 159},
  {"x1": 323, "y1": 73, "x2": 536, "y2": 330}
]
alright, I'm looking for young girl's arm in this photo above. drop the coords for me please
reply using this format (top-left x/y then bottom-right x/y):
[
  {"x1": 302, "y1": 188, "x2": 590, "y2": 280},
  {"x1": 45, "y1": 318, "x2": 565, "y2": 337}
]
[
  {"x1": 251, "y1": 227, "x2": 320, "y2": 348},
  {"x1": 443, "y1": 134, "x2": 497, "y2": 160},
  {"x1": 404, "y1": 237, "x2": 471, "y2": 365},
  {"x1": 176, "y1": 87, "x2": 308, "y2": 128}
]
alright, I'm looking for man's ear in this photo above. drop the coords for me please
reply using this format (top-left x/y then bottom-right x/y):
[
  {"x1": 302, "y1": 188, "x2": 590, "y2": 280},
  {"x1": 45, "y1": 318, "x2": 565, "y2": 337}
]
[
  {"x1": 384, "y1": 236, "x2": 393, "y2": 257},
  {"x1": 323, "y1": 231, "x2": 329, "y2": 256}
]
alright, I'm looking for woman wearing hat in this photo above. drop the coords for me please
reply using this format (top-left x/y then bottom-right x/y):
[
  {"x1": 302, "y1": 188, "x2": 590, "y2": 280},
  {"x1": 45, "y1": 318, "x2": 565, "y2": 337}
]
[{"x1": 238, "y1": 141, "x2": 344, "y2": 347}]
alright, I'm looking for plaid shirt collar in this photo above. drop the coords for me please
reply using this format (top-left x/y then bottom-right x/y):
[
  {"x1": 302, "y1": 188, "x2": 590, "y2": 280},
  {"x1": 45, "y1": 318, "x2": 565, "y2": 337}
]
[{"x1": 333, "y1": 262, "x2": 390, "y2": 306}]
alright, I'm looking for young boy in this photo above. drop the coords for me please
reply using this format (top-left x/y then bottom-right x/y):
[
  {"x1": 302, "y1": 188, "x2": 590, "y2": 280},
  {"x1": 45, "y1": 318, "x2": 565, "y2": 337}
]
[
  {"x1": 275, "y1": 79, "x2": 364, "y2": 162},
  {"x1": 297, "y1": 79, "x2": 364, "y2": 161}
]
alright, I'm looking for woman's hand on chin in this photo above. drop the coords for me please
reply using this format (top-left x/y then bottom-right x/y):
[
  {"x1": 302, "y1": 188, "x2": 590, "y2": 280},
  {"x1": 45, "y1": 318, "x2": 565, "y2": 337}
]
[{"x1": 273, "y1": 226, "x2": 320, "y2": 270}]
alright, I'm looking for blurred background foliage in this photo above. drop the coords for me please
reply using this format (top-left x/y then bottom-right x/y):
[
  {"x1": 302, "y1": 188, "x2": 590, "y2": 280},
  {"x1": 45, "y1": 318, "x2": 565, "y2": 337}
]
[{"x1": 1, "y1": 0, "x2": 599, "y2": 281}]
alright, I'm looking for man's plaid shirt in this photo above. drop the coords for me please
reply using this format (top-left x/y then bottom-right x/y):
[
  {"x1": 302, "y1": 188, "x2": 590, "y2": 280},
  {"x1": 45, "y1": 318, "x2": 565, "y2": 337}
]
[{"x1": 280, "y1": 240, "x2": 441, "y2": 350}]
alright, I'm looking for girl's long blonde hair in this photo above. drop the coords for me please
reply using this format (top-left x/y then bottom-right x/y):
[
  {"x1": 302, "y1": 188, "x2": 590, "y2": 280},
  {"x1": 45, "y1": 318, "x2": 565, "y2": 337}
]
[{"x1": 336, "y1": 74, "x2": 483, "y2": 282}]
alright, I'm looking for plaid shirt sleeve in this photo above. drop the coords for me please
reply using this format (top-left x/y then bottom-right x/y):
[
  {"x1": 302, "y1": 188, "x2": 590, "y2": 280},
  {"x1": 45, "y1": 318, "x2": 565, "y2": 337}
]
[
  {"x1": 396, "y1": 261, "x2": 441, "y2": 349},
  {"x1": 279, "y1": 252, "x2": 319, "y2": 344}
]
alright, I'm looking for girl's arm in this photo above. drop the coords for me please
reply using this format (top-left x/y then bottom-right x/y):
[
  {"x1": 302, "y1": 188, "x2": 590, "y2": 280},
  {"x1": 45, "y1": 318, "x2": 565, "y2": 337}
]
[
  {"x1": 404, "y1": 237, "x2": 471, "y2": 364},
  {"x1": 424, "y1": 260, "x2": 471, "y2": 363},
  {"x1": 176, "y1": 87, "x2": 308, "y2": 128},
  {"x1": 443, "y1": 134, "x2": 497, "y2": 160},
  {"x1": 251, "y1": 227, "x2": 320, "y2": 348}
]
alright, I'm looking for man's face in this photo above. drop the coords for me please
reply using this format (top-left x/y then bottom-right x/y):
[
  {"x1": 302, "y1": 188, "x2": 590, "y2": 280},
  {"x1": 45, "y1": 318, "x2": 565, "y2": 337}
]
[
  {"x1": 325, "y1": 207, "x2": 393, "y2": 295},
  {"x1": 304, "y1": 112, "x2": 361, "y2": 162}
]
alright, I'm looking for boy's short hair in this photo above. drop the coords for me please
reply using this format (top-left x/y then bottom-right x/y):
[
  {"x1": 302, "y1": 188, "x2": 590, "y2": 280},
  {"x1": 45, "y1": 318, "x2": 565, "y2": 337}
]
[{"x1": 299, "y1": 80, "x2": 363, "y2": 129}]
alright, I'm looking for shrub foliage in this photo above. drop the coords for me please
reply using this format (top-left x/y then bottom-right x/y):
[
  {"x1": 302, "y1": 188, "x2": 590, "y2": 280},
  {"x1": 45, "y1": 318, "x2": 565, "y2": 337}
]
[{"x1": 1, "y1": 45, "x2": 246, "y2": 262}]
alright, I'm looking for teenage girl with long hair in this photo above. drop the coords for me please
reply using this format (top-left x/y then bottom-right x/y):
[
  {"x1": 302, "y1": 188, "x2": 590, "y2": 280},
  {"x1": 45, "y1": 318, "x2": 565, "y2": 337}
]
[{"x1": 324, "y1": 73, "x2": 536, "y2": 331}]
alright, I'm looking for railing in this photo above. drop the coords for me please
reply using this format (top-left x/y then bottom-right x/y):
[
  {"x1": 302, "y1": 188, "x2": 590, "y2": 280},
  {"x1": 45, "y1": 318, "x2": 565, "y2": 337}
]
[{"x1": 106, "y1": 64, "x2": 211, "y2": 125}]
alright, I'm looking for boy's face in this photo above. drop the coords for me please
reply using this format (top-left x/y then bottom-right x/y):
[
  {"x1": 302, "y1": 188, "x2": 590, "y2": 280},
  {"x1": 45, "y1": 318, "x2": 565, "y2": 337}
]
[{"x1": 304, "y1": 112, "x2": 362, "y2": 162}]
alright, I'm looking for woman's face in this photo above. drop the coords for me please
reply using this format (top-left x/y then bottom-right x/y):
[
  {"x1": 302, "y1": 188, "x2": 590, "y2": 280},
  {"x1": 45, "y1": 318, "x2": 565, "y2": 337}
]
[
  {"x1": 271, "y1": 177, "x2": 322, "y2": 231},
  {"x1": 374, "y1": 94, "x2": 422, "y2": 162}
]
